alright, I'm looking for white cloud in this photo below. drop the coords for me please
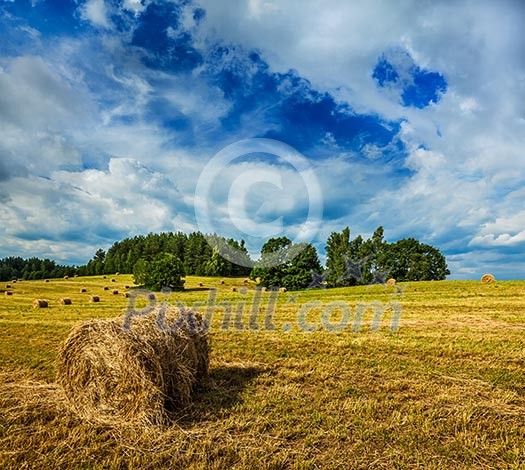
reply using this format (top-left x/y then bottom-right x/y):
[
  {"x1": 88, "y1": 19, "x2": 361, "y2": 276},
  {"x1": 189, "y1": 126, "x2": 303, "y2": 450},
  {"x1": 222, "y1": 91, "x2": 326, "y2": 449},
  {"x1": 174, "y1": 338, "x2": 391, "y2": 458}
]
[{"x1": 80, "y1": 0, "x2": 112, "y2": 29}]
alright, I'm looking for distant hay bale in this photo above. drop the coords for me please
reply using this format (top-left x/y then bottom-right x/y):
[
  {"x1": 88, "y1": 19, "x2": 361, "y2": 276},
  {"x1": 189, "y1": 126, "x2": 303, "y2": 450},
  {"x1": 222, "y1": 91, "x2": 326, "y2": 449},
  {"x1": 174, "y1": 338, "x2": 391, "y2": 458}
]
[
  {"x1": 45, "y1": 279, "x2": 50, "y2": 283},
  {"x1": 124, "y1": 285, "x2": 130, "y2": 289},
  {"x1": 103, "y1": 276, "x2": 107, "y2": 279},
  {"x1": 5, "y1": 291, "x2": 13, "y2": 296},
  {"x1": 231, "y1": 287, "x2": 237, "y2": 292},
  {"x1": 279, "y1": 287, "x2": 287, "y2": 293},
  {"x1": 261, "y1": 287, "x2": 268, "y2": 292},
  {"x1": 115, "y1": 272, "x2": 120, "y2": 276},
  {"x1": 5, "y1": 284, "x2": 11, "y2": 289},
  {"x1": 103, "y1": 286, "x2": 109, "y2": 291},
  {"x1": 60, "y1": 298, "x2": 72, "y2": 305},
  {"x1": 80, "y1": 288, "x2": 87, "y2": 293},
  {"x1": 63, "y1": 276, "x2": 69, "y2": 280},
  {"x1": 147, "y1": 293, "x2": 156, "y2": 301},
  {"x1": 386, "y1": 278, "x2": 396, "y2": 286},
  {"x1": 481, "y1": 273, "x2": 495, "y2": 284},
  {"x1": 12, "y1": 280, "x2": 17, "y2": 284},
  {"x1": 198, "y1": 282, "x2": 203, "y2": 287},
  {"x1": 244, "y1": 279, "x2": 249, "y2": 284},
  {"x1": 74, "y1": 274, "x2": 78, "y2": 278},
  {"x1": 111, "y1": 279, "x2": 116, "y2": 283},
  {"x1": 112, "y1": 290, "x2": 119, "y2": 295},
  {"x1": 56, "y1": 307, "x2": 209, "y2": 425},
  {"x1": 33, "y1": 299, "x2": 48, "y2": 308},
  {"x1": 220, "y1": 280, "x2": 225, "y2": 284},
  {"x1": 123, "y1": 292, "x2": 131, "y2": 298},
  {"x1": 89, "y1": 296, "x2": 100, "y2": 303}
]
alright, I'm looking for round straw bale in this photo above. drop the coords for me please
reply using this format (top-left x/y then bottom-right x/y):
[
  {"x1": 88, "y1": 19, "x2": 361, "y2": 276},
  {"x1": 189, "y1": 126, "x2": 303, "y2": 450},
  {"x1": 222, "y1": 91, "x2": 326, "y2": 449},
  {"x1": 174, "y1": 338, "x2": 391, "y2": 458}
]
[
  {"x1": 386, "y1": 278, "x2": 396, "y2": 286},
  {"x1": 56, "y1": 307, "x2": 209, "y2": 425},
  {"x1": 112, "y1": 290, "x2": 119, "y2": 295},
  {"x1": 63, "y1": 276, "x2": 69, "y2": 280},
  {"x1": 60, "y1": 298, "x2": 72, "y2": 305},
  {"x1": 198, "y1": 282, "x2": 203, "y2": 287},
  {"x1": 103, "y1": 286, "x2": 109, "y2": 291},
  {"x1": 115, "y1": 272, "x2": 120, "y2": 276},
  {"x1": 231, "y1": 287, "x2": 237, "y2": 292},
  {"x1": 45, "y1": 279, "x2": 50, "y2": 283},
  {"x1": 244, "y1": 279, "x2": 249, "y2": 284},
  {"x1": 12, "y1": 280, "x2": 17, "y2": 284},
  {"x1": 33, "y1": 299, "x2": 48, "y2": 308},
  {"x1": 279, "y1": 287, "x2": 287, "y2": 293},
  {"x1": 481, "y1": 273, "x2": 495, "y2": 284},
  {"x1": 5, "y1": 291, "x2": 13, "y2": 296},
  {"x1": 89, "y1": 295, "x2": 100, "y2": 303},
  {"x1": 124, "y1": 285, "x2": 130, "y2": 289},
  {"x1": 220, "y1": 280, "x2": 225, "y2": 284},
  {"x1": 261, "y1": 287, "x2": 268, "y2": 292},
  {"x1": 111, "y1": 278, "x2": 116, "y2": 282},
  {"x1": 123, "y1": 292, "x2": 131, "y2": 298},
  {"x1": 80, "y1": 288, "x2": 87, "y2": 293},
  {"x1": 5, "y1": 284, "x2": 11, "y2": 289}
]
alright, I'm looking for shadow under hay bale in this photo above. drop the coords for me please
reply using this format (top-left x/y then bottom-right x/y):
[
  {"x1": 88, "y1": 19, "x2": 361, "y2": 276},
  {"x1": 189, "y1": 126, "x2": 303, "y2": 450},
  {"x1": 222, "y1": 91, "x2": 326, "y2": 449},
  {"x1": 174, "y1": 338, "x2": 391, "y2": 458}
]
[
  {"x1": 59, "y1": 298, "x2": 72, "y2": 305},
  {"x1": 481, "y1": 273, "x2": 495, "y2": 284},
  {"x1": 56, "y1": 307, "x2": 209, "y2": 425},
  {"x1": 33, "y1": 299, "x2": 48, "y2": 308},
  {"x1": 89, "y1": 296, "x2": 100, "y2": 303}
]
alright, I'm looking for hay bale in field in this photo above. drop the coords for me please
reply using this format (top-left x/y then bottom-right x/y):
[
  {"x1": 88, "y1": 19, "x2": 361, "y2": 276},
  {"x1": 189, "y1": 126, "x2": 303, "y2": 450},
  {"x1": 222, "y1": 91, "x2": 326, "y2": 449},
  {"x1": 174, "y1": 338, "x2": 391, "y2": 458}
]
[
  {"x1": 111, "y1": 278, "x2": 116, "y2": 282},
  {"x1": 89, "y1": 295, "x2": 100, "y2": 303},
  {"x1": 80, "y1": 288, "x2": 87, "y2": 293},
  {"x1": 45, "y1": 279, "x2": 50, "y2": 283},
  {"x1": 244, "y1": 279, "x2": 249, "y2": 284},
  {"x1": 279, "y1": 287, "x2": 287, "y2": 293},
  {"x1": 481, "y1": 273, "x2": 495, "y2": 284},
  {"x1": 33, "y1": 299, "x2": 48, "y2": 308},
  {"x1": 63, "y1": 276, "x2": 69, "y2": 280},
  {"x1": 112, "y1": 290, "x2": 119, "y2": 295},
  {"x1": 103, "y1": 286, "x2": 109, "y2": 291},
  {"x1": 12, "y1": 280, "x2": 17, "y2": 284},
  {"x1": 386, "y1": 278, "x2": 396, "y2": 286},
  {"x1": 198, "y1": 282, "x2": 203, "y2": 287},
  {"x1": 60, "y1": 298, "x2": 72, "y2": 305},
  {"x1": 115, "y1": 272, "x2": 120, "y2": 276},
  {"x1": 56, "y1": 307, "x2": 209, "y2": 425},
  {"x1": 147, "y1": 293, "x2": 156, "y2": 301},
  {"x1": 231, "y1": 287, "x2": 237, "y2": 292},
  {"x1": 261, "y1": 287, "x2": 267, "y2": 292},
  {"x1": 123, "y1": 292, "x2": 131, "y2": 298},
  {"x1": 5, "y1": 284, "x2": 11, "y2": 289},
  {"x1": 220, "y1": 280, "x2": 225, "y2": 284},
  {"x1": 124, "y1": 285, "x2": 130, "y2": 289},
  {"x1": 5, "y1": 291, "x2": 13, "y2": 296}
]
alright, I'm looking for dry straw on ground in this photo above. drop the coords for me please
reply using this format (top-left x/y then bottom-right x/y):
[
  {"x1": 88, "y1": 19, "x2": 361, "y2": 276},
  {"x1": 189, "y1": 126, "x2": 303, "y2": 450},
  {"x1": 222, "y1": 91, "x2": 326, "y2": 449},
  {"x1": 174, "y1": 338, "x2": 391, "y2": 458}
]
[
  {"x1": 59, "y1": 298, "x2": 72, "y2": 305},
  {"x1": 33, "y1": 299, "x2": 48, "y2": 308},
  {"x1": 481, "y1": 273, "x2": 495, "y2": 284},
  {"x1": 56, "y1": 307, "x2": 209, "y2": 426}
]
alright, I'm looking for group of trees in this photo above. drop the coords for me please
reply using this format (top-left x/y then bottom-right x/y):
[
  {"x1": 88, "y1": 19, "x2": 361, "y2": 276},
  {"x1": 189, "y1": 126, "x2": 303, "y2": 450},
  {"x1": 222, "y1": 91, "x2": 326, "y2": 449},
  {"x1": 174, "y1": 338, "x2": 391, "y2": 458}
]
[
  {"x1": 0, "y1": 257, "x2": 77, "y2": 282},
  {"x1": 79, "y1": 232, "x2": 252, "y2": 278},
  {"x1": 0, "y1": 226, "x2": 450, "y2": 290}
]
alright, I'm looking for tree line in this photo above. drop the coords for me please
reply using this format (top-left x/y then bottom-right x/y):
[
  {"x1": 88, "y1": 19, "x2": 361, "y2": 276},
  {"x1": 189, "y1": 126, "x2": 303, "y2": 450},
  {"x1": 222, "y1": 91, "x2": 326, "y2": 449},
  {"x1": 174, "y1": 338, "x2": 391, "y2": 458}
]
[{"x1": 0, "y1": 227, "x2": 450, "y2": 289}]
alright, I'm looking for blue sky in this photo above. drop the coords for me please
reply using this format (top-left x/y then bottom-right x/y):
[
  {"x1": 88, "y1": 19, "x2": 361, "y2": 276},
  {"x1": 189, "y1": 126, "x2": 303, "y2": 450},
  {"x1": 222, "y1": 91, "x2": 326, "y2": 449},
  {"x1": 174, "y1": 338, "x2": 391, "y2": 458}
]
[{"x1": 0, "y1": 0, "x2": 524, "y2": 279}]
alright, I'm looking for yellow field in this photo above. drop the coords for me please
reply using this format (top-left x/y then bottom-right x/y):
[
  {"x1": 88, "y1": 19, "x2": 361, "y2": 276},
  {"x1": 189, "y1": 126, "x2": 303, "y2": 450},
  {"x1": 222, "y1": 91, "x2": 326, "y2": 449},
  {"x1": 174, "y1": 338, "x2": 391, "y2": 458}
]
[{"x1": 1, "y1": 276, "x2": 524, "y2": 469}]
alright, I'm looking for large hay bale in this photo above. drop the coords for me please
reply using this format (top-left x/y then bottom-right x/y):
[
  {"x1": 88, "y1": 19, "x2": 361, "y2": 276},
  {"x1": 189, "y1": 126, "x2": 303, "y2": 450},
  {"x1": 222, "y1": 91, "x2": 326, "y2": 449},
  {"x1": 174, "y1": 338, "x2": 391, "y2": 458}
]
[
  {"x1": 261, "y1": 287, "x2": 268, "y2": 292},
  {"x1": 45, "y1": 279, "x2": 50, "y2": 283},
  {"x1": 481, "y1": 273, "x2": 495, "y2": 284},
  {"x1": 80, "y1": 288, "x2": 87, "y2": 293},
  {"x1": 386, "y1": 278, "x2": 396, "y2": 286},
  {"x1": 89, "y1": 295, "x2": 100, "y2": 303},
  {"x1": 279, "y1": 287, "x2": 287, "y2": 293},
  {"x1": 5, "y1": 284, "x2": 11, "y2": 289},
  {"x1": 63, "y1": 276, "x2": 69, "y2": 280},
  {"x1": 111, "y1": 278, "x2": 116, "y2": 283},
  {"x1": 103, "y1": 286, "x2": 109, "y2": 291},
  {"x1": 56, "y1": 307, "x2": 209, "y2": 425},
  {"x1": 5, "y1": 291, "x2": 13, "y2": 296},
  {"x1": 60, "y1": 298, "x2": 72, "y2": 305},
  {"x1": 33, "y1": 299, "x2": 48, "y2": 308}
]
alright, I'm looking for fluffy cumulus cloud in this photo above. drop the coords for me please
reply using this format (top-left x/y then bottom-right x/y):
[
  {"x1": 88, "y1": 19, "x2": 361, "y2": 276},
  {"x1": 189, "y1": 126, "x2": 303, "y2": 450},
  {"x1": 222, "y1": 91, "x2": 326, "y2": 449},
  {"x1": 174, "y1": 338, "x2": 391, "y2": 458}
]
[{"x1": 0, "y1": 0, "x2": 523, "y2": 278}]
